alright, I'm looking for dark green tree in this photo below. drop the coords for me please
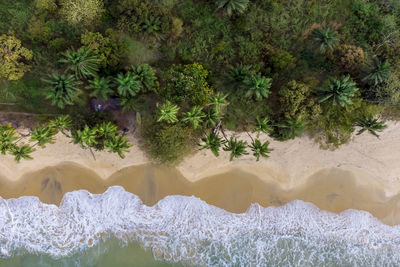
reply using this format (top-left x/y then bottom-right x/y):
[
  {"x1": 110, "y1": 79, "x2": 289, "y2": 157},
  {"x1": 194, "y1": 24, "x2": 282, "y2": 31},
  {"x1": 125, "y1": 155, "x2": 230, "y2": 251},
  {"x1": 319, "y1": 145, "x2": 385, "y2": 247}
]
[
  {"x1": 216, "y1": 0, "x2": 249, "y2": 16},
  {"x1": 317, "y1": 76, "x2": 358, "y2": 107},
  {"x1": 131, "y1": 64, "x2": 158, "y2": 92},
  {"x1": 114, "y1": 72, "x2": 142, "y2": 98},
  {"x1": 310, "y1": 28, "x2": 339, "y2": 54},
  {"x1": 44, "y1": 74, "x2": 82, "y2": 109},
  {"x1": 249, "y1": 139, "x2": 272, "y2": 161},
  {"x1": 87, "y1": 76, "x2": 114, "y2": 100},
  {"x1": 362, "y1": 58, "x2": 390, "y2": 86},
  {"x1": 200, "y1": 132, "x2": 225, "y2": 157},
  {"x1": 59, "y1": 47, "x2": 100, "y2": 79},
  {"x1": 223, "y1": 137, "x2": 248, "y2": 161},
  {"x1": 355, "y1": 116, "x2": 387, "y2": 138},
  {"x1": 242, "y1": 73, "x2": 272, "y2": 100}
]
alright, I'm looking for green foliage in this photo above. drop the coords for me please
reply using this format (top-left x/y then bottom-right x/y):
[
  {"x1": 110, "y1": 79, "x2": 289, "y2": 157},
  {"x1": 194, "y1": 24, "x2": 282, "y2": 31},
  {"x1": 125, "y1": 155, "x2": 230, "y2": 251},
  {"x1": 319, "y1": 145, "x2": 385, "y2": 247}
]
[
  {"x1": 362, "y1": 58, "x2": 390, "y2": 86},
  {"x1": 273, "y1": 119, "x2": 304, "y2": 141},
  {"x1": 355, "y1": 116, "x2": 387, "y2": 138},
  {"x1": 0, "y1": 125, "x2": 18, "y2": 155},
  {"x1": 81, "y1": 30, "x2": 124, "y2": 67},
  {"x1": 87, "y1": 76, "x2": 113, "y2": 100},
  {"x1": 200, "y1": 131, "x2": 225, "y2": 157},
  {"x1": 59, "y1": 0, "x2": 105, "y2": 26},
  {"x1": 216, "y1": 0, "x2": 249, "y2": 16},
  {"x1": 334, "y1": 45, "x2": 364, "y2": 74},
  {"x1": 0, "y1": 34, "x2": 33, "y2": 80},
  {"x1": 223, "y1": 137, "x2": 248, "y2": 161},
  {"x1": 59, "y1": 47, "x2": 100, "y2": 79},
  {"x1": 160, "y1": 63, "x2": 213, "y2": 106},
  {"x1": 44, "y1": 74, "x2": 82, "y2": 109},
  {"x1": 249, "y1": 139, "x2": 272, "y2": 161},
  {"x1": 226, "y1": 64, "x2": 251, "y2": 91},
  {"x1": 114, "y1": 72, "x2": 142, "y2": 98},
  {"x1": 130, "y1": 64, "x2": 158, "y2": 92},
  {"x1": 310, "y1": 28, "x2": 339, "y2": 54},
  {"x1": 182, "y1": 106, "x2": 205, "y2": 129},
  {"x1": 254, "y1": 117, "x2": 272, "y2": 137},
  {"x1": 48, "y1": 115, "x2": 72, "y2": 136},
  {"x1": 34, "y1": 0, "x2": 57, "y2": 13},
  {"x1": 317, "y1": 76, "x2": 358, "y2": 107},
  {"x1": 30, "y1": 125, "x2": 57, "y2": 148},
  {"x1": 208, "y1": 93, "x2": 229, "y2": 115},
  {"x1": 104, "y1": 135, "x2": 131, "y2": 158},
  {"x1": 10, "y1": 144, "x2": 35, "y2": 162},
  {"x1": 242, "y1": 73, "x2": 272, "y2": 100},
  {"x1": 156, "y1": 101, "x2": 180, "y2": 124}
]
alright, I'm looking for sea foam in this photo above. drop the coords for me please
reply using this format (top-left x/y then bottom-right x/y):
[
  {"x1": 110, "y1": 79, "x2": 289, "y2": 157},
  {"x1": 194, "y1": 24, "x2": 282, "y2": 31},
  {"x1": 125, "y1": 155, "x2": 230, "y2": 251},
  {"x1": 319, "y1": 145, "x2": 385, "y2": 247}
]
[{"x1": 0, "y1": 186, "x2": 400, "y2": 266}]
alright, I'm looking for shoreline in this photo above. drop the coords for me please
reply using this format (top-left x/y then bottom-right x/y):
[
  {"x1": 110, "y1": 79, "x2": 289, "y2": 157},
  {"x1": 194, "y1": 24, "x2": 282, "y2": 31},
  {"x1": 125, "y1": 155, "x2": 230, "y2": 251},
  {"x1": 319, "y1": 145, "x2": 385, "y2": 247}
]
[{"x1": 1, "y1": 121, "x2": 400, "y2": 224}]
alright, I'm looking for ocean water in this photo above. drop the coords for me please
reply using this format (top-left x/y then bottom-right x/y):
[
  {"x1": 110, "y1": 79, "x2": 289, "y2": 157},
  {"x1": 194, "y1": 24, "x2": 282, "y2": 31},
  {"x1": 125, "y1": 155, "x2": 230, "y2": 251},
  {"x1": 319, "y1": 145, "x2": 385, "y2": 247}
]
[{"x1": 0, "y1": 186, "x2": 399, "y2": 266}]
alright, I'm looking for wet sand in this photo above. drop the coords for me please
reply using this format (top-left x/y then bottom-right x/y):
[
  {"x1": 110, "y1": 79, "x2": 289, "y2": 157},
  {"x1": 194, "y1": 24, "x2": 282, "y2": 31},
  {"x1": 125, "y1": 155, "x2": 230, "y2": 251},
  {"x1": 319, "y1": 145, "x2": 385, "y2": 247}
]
[{"x1": 1, "y1": 162, "x2": 399, "y2": 225}]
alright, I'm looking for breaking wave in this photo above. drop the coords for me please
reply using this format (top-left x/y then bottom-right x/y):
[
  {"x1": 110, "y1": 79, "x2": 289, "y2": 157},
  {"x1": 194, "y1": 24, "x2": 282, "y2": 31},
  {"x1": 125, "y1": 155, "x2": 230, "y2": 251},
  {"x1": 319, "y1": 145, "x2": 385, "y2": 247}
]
[{"x1": 1, "y1": 186, "x2": 400, "y2": 266}]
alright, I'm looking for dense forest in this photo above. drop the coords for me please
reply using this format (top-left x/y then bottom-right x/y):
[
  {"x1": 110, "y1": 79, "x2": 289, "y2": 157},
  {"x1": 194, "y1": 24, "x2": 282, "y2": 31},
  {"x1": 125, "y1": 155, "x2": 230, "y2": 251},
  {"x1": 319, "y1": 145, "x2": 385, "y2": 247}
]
[{"x1": 0, "y1": 0, "x2": 398, "y2": 164}]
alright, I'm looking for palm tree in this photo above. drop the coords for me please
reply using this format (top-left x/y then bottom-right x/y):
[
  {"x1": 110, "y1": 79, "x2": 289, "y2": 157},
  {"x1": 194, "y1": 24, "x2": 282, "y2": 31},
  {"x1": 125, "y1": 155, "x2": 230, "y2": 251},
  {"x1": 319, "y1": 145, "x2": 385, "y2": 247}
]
[
  {"x1": 97, "y1": 121, "x2": 118, "y2": 139},
  {"x1": 120, "y1": 97, "x2": 138, "y2": 112},
  {"x1": 182, "y1": 106, "x2": 205, "y2": 129},
  {"x1": 223, "y1": 137, "x2": 248, "y2": 161},
  {"x1": 249, "y1": 139, "x2": 272, "y2": 161},
  {"x1": 254, "y1": 117, "x2": 272, "y2": 137},
  {"x1": 156, "y1": 101, "x2": 180, "y2": 124},
  {"x1": 216, "y1": 0, "x2": 249, "y2": 16},
  {"x1": 10, "y1": 144, "x2": 35, "y2": 163},
  {"x1": 242, "y1": 73, "x2": 272, "y2": 100},
  {"x1": 59, "y1": 47, "x2": 100, "y2": 79},
  {"x1": 362, "y1": 58, "x2": 390, "y2": 86},
  {"x1": 76, "y1": 126, "x2": 98, "y2": 148},
  {"x1": 87, "y1": 76, "x2": 114, "y2": 100},
  {"x1": 114, "y1": 72, "x2": 142, "y2": 98},
  {"x1": 0, "y1": 125, "x2": 18, "y2": 155},
  {"x1": 200, "y1": 132, "x2": 226, "y2": 157},
  {"x1": 131, "y1": 64, "x2": 157, "y2": 92},
  {"x1": 310, "y1": 28, "x2": 339, "y2": 54},
  {"x1": 44, "y1": 74, "x2": 82, "y2": 109},
  {"x1": 30, "y1": 125, "x2": 57, "y2": 148},
  {"x1": 226, "y1": 64, "x2": 251, "y2": 90},
  {"x1": 204, "y1": 109, "x2": 221, "y2": 128},
  {"x1": 105, "y1": 135, "x2": 131, "y2": 158},
  {"x1": 276, "y1": 119, "x2": 304, "y2": 140},
  {"x1": 208, "y1": 93, "x2": 229, "y2": 114},
  {"x1": 48, "y1": 115, "x2": 72, "y2": 136},
  {"x1": 355, "y1": 116, "x2": 387, "y2": 138},
  {"x1": 317, "y1": 76, "x2": 358, "y2": 107}
]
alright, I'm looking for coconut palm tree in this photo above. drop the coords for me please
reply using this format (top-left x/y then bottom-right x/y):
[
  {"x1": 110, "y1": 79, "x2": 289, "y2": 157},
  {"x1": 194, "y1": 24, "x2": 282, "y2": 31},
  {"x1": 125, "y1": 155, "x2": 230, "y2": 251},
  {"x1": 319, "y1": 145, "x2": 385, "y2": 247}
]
[
  {"x1": 157, "y1": 101, "x2": 180, "y2": 124},
  {"x1": 216, "y1": 0, "x2": 249, "y2": 16},
  {"x1": 0, "y1": 125, "x2": 18, "y2": 155},
  {"x1": 200, "y1": 132, "x2": 226, "y2": 157},
  {"x1": 59, "y1": 47, "x2": 100, "y2": 79},
  {"x1": 276, "y1": 119, "x2": 304, "y2": 140},
  {"x1": 226, "y1": 64, "x2": 251, "y2": 90},
  {"x1": 87, "y1": 76, "x2": 114, "y2": 100},
  {"x1": 254, "y1": 117, "x2": 272, "y2": 137},
  {"x1": 30, "y1": 125, "x2": 57, "y2": 148},
  {"x1": 204, "y1": 109, "x2": 221, "y2": 128},
  {"x1": 208, "y1": 93, "x2": 229, "y2": 115},
  {"x1": 97, "y1": 121, "x2": 118, "y2": 139},
  {"x1": 76, "y1": 126, "x2": 98, "y2": 148},
  {"x1": 242, "y1": 73, "x2": 272, "y2": 100},
  {"x1": 316, "y1": 76, "x2": 358, "y2": 107},
  {"x1": 355, "y1": 116, "x2": 387, "y2": 138},
  {"x1": 10, "y1": 144, "x2": 35, "y2": 162},
  {"x1": 131, "y1": 64, "x2": 157, "y2": 92},
  {"x1": 48, "y1": 115, "x2": 72, "y2": 136},
  {"x1": 310, "y1": 28, "x2": 339, "y2": 54},
  {"x1": 44, "y1": 74, "x2": 82, "y2": 109},
  {"x1": 114, "y1": 72, "x2": 142, "y2": 98},
  {"x1": 223, "y1": 137, "x2": 248, "y2": 161},
  {"x1": 249, "y1": 139, "x2": 272, "y2": 161},
  {"x1": 182, "y1": 106, "x2": 205, "y2": 129},
  {"x1": 362, "y1": 58, "x2": 390, "y2": 86},
  {"x1": 105, "y1": 135, "x2": 131, "y2": 158}
]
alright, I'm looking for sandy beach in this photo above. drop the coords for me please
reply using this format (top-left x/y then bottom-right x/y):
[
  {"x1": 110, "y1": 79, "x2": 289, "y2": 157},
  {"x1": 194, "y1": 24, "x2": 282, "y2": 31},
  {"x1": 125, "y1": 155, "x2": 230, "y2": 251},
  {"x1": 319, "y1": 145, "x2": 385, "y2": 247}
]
[{"x1": 1, "y1": 121, "x2": 400, "y2": 224}]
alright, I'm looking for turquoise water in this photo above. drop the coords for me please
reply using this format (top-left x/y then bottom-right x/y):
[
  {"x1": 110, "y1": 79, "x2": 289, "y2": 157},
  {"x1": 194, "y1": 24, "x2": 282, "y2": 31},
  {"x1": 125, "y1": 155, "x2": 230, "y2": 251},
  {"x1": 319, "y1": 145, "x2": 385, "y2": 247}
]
[{"x1": 1, "y1": 186, "x2": 400, "y2": 266}]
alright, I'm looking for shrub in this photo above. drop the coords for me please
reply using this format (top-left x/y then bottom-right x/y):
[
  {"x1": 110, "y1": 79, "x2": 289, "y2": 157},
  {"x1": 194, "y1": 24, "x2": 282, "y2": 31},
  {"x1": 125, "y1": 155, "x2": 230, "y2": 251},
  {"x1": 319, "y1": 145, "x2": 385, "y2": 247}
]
[
  {"x1": 335, "y1": 44, "x2": 365, "y2": 74},
  {"x1": 34, "y1": 0, "x2": 57, "y2": 13},
  {"x1": 59, "y1": 0, "x2": 104, "y2": 26}
]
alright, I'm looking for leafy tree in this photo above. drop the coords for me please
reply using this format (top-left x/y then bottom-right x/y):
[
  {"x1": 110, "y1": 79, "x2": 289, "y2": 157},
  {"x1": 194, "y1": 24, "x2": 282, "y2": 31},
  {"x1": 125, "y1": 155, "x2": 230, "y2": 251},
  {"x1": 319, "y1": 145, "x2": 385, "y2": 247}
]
[
  {"x1": 157, "y1": 101, "x2": 180, "y2": 124},
  {"x1": 48, "y1": 115, "x2": 72, "y2": 136},
  {"x1": 87, "y1": 76, "x2": 113, "y2": 100},
  {"x1": 254, "y1": 117, "x2": 272, "y2": 137},
  {"x1": 0, "y1": 34, "x2": 33, "y2": 80},
  {"x1": 362, "y1": 58, "x2": 390, "y2": 86},
  {"x1": 0, "y1": 125, "x2": 18, "y2": 155},
  {"x1": 226, "y1": 64, "x2": 251, "y2": 91},
  {"x1": 208, "y1": 93, "x2": 229, "y2": 115},
  {"x1": 223, "y1": 137, "x2": 248, "y2": 161},
  {"x1": 30, "y1": 125, "x2": 57, "y2": 148},
  {"x1": 81, "y1": 30, "x2": 123, "y2": 67},
  {"x1": 59, "y1": 47, "x2": 100, "y2": 79},
  {"x1": 317, "y1": 76, "x2": 358, "y2": 107},
  {"x1": 160, "y1": 63, "x2": 213, "y2": 106},
  {"x1": 44, "y1": 74, "x2": 82, "y2": 109},
  {"x1": 105, "y1": 135, "x2": 131, "y2": 158},
  {"x1": 200, "y1": 132, "x2": 225, "y2": 157},
  {"x1": 131, "y1": 64, "x2": 158, "y2": 92},
  {"x1": 59, "y1": 0, "x2": 104, "y2": 26},
  {"x1": 114, "y1": 72, "x2": 142, "y2": 98},
  {"x1": 249, "y1": 139, "x2": 272, "y2": 161},
  {"x1": 310, "y1": 28, "x2": 339, "y2": 54},
  {"x1": 335, "y1": 45, "x2": 364, "y2": 74},
  {"x1": 10, "y1": 144, "x2": 35, "y2": 163},
  {"x1": 182, "y1": 106, "x2": 205, "y2": 129},
  {"x1": 242, "y1": 73, "x2": 272, "y2": 100},
  {"x1": 216, "y1": 0, "x2": 249, "y2": 16},
  {"x1": 355, "y1": 116, "x2": 387, "y2": 138}
]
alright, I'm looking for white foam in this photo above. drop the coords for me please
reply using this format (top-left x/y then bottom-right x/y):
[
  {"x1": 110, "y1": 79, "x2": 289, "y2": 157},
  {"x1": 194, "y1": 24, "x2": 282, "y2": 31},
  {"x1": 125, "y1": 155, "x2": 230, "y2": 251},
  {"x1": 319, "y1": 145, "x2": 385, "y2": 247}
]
[{"x1": 1, "y1": 186, "x2": 400, "y2": 265}]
